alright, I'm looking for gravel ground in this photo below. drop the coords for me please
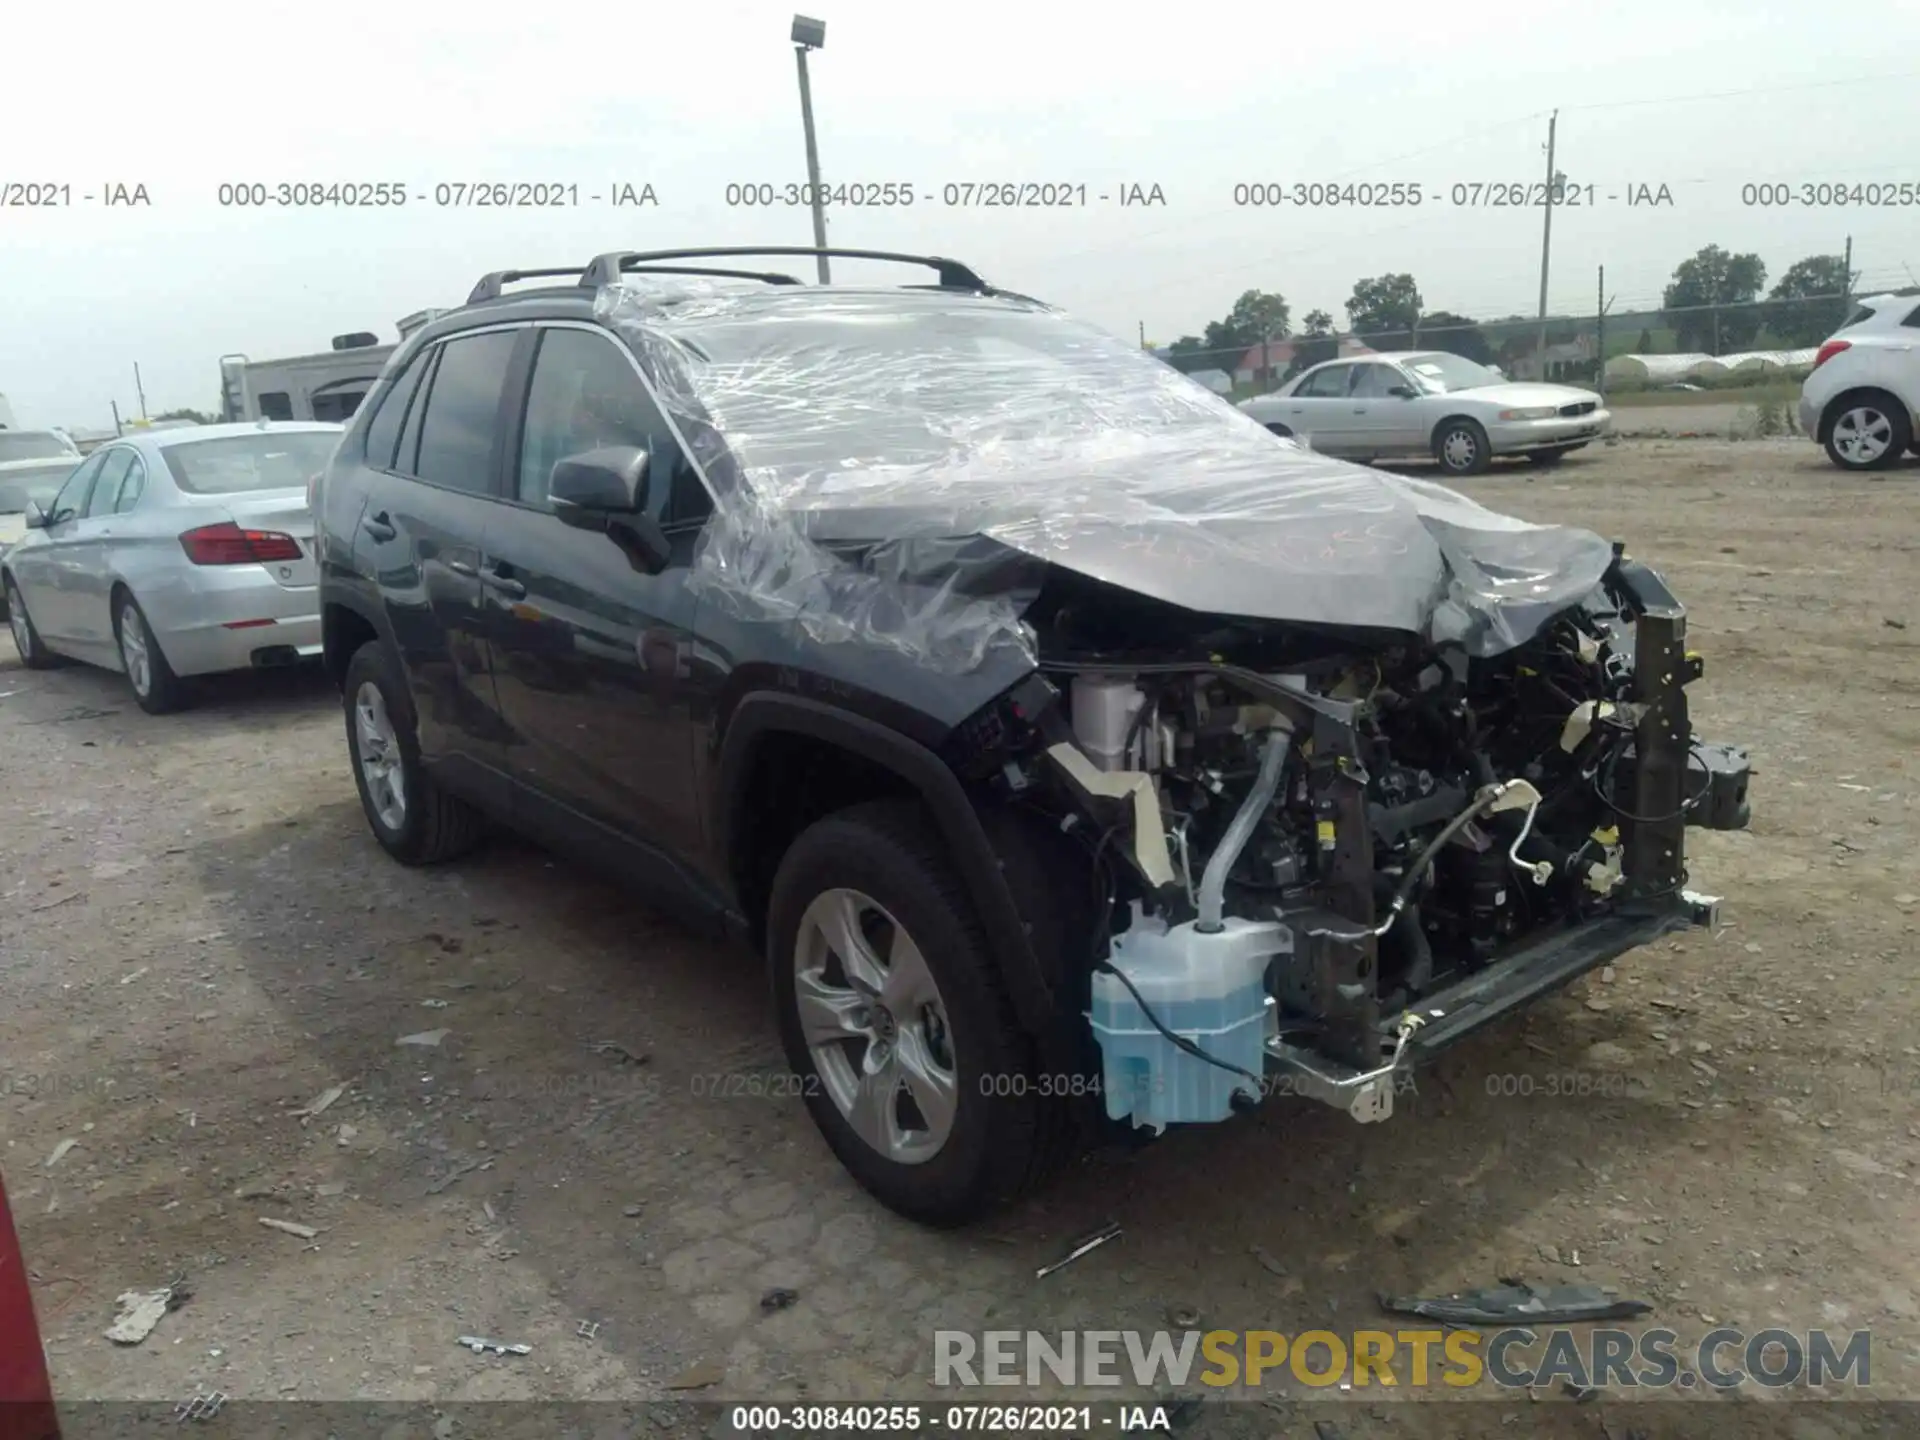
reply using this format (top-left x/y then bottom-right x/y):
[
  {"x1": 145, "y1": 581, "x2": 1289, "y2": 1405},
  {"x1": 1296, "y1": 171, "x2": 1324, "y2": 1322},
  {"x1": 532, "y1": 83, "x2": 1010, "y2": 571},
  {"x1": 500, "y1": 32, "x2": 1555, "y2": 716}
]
[{"x1": 3, "y1": 435, "x2": 1917, "y2": 1434}]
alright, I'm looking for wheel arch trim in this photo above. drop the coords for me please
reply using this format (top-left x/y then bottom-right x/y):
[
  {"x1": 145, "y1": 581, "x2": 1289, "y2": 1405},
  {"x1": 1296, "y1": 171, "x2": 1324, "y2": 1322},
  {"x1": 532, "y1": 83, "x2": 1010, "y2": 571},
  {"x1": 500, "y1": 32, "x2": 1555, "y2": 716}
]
[{"x1": 715, "y1": 691, "x2": 1056, "y2": 1033}]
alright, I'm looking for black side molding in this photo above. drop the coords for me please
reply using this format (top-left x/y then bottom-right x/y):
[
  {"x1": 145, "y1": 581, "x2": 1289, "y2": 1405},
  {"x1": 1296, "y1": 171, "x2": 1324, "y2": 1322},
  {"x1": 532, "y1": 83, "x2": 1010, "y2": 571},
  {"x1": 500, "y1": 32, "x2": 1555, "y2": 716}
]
[{"x1": 715, "y1": 692, "x2": 1055, "y2": 1033}]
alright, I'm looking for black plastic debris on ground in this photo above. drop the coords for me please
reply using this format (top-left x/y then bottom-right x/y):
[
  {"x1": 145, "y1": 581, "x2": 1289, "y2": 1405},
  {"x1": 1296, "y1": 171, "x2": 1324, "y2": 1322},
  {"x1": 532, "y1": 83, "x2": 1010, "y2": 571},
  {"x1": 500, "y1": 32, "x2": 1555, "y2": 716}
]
[{"x1": 1378, "y1": 1281, "x2": 1652, "y2": 1326}]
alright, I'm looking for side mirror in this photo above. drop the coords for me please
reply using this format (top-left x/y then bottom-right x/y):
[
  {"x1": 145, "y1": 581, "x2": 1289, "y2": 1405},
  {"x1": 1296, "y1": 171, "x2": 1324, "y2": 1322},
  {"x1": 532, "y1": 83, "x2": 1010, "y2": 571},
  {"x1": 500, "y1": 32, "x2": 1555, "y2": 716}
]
[
  {"x1": 549, "y1": 446, "x2": 649, "y2": 528},
  {"x1": 1388, "y1": 385, "x2": 1417, "y2": 399},
  {"x1": 547, "y1": 446, "x2": 672, "y2": 576},
  {"x1": 23, "y1": 504, "x2": 47, "y2": 530}
]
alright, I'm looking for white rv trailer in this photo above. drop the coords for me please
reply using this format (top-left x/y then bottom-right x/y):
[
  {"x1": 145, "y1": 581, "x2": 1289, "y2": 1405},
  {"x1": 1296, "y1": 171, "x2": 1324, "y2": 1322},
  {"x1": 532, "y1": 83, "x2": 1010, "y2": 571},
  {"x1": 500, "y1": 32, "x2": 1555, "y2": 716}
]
[{"x1": 218, "y1": 310, "x2": 445, "y2": 423}]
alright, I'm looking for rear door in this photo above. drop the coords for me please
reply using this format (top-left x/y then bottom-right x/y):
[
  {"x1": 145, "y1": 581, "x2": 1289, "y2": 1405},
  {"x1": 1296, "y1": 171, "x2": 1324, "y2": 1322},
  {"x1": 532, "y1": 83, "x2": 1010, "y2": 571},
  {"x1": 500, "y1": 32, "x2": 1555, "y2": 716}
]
[
  {"x1": 1278, "y1": 362, "x2": 1357, "y2": 451},
  {"x1": 66, "y1": 447, "x2": 149, "y2": 648},
  {"x1": 355, "y1": 328, "x2": 520, "y2": 805},
  {"x1": 481, "y1": 322, "x2": 714, "y2": 891}
]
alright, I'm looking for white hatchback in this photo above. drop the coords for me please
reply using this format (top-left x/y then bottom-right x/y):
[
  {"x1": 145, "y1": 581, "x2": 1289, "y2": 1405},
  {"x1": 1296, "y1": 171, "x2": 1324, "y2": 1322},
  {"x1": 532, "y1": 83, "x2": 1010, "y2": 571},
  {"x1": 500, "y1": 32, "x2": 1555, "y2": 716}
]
[{"x1": 1798, "y1": 293, "x2": 1920, "y2": 471}]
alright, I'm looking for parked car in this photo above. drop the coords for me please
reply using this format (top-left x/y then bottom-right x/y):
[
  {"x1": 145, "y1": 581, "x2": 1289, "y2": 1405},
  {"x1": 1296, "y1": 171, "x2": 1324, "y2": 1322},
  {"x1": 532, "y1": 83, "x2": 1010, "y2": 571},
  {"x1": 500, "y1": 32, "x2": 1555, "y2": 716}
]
[
  {"x1": 0, "y1": 428, "x2": 79, "y2": 464},
  {"x1": 316, "y1": 247, "x2": 1749, "y2": 1225},
  {"x1": 1239, "y1": 351, "x2": 1611, "y2": 475},
  {"x1": 1797, "y1": 292, "x2": 1920, "y2": 471},
  {"x1": 0, "y1": 458, "x2": 81, "y2": 556},
  {"x1": 1, "y1": 422, "x2": 342, "y2": 712},
  {"x1": 0, "y1": 1168, "x2": 61, "y2": 1439}
]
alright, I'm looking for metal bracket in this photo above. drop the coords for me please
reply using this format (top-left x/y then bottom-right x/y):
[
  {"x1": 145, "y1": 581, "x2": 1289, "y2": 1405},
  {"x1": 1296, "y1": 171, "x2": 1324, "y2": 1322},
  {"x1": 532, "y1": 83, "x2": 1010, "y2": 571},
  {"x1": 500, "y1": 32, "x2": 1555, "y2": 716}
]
[
  {"x1": 1681, "y1": 889, "x2": 1721, "y2": 928},
  {"x1": 1264, "y1": 1014, "x2": 1427, "y2": 1124}
]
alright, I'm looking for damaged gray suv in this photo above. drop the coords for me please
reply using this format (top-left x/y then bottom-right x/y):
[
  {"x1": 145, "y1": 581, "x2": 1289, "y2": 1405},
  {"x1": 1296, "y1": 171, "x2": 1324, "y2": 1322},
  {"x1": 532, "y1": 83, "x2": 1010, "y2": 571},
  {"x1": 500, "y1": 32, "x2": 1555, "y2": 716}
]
[{"x1": 315, "y1": 247, "x2": 1753, "y2": 1225}]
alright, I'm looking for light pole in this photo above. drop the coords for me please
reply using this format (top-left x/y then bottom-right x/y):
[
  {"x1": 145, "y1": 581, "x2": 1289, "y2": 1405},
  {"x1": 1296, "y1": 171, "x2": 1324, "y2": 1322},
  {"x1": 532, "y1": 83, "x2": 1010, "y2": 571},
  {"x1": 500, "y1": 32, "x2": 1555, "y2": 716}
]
[{"x1": 791, "y1": 15, "x2": 830, "y2": 283}]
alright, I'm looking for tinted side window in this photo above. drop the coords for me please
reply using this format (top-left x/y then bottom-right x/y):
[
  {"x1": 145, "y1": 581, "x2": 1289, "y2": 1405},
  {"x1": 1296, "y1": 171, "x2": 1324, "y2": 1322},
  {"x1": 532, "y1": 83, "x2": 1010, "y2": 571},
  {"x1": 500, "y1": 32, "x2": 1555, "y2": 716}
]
[
  {"x1": 50, "y1": 451, "x2": 108, "y2": 522},
  {"x1": 1903, "y1": 304, "x2": 1920, "y2": 329},
  {"x1": 1298, "y1": 365, "x2": 1352, "y2": 398},
  {"x1": 396, "y1": 347, "x2": 440, "y2": 477},
  {"x1": 362, "y1": 349, "x2": 431, "y2": 471},
  {"x1": 257, "y1": 392, "x2": 294, "y2": 421},
  {"x1": 412, "y1": 331, "x2": 517, "y2": 494},
  {"x1": 112, "y1": 455, "x2": 147, "y2": 513},
  {"x1": 516, "y1": 328, "x2": 712, "y2": 527},
  {"x1": 85, "y1": 450, "x2": 134, "y2": 517}
]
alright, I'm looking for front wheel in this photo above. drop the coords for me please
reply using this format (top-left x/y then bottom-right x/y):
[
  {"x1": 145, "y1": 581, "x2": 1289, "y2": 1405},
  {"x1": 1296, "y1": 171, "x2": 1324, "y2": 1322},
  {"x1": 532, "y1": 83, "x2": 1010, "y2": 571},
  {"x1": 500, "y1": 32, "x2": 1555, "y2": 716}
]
[
  {"x1": 1434, "y1": 418, "x2": 1493, "y2": 476},
  {"x1": 342, "y1": 640, "x2": 485, "y2": 864},
  {"x1": 115, "y1": 594, "x2": 187, "y2": 714},
  {"x1": 4, "y1": 575, "x2": 58, "y2": 669},
  {"x1": 1824, "y1": 395, "x2": 1912, "y2": 471},
  {"x1": 768, "y1": 800, "x2": 1073, "y2": 1225}
]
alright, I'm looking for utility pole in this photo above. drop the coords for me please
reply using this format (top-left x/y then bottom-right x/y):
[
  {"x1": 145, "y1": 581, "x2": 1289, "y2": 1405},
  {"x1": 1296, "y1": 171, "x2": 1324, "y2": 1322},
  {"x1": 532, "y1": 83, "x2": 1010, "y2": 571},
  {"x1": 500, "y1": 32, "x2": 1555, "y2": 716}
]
[
  {"x1": 1842, "y1": 234, "x2": 1854, "y2": 306},
  {"x1": 1596, "y1": 266, "x2": 1616, "y2": 402},
  {"x1": 133, "y1": 363, "x2": 149, "y2": 421},
  {"x1": 791, "y1": 16, "x2": 831, "y2": 284},
  {"x1": 1139, "y1": 320, "x2": 1147, "y2": 349},
  {"x1": 1533, "y1": 109, "x2": 1559, "y2": 378},
  {"x1": 110, "y1": 399, "x2": 124, "y2": 437}
]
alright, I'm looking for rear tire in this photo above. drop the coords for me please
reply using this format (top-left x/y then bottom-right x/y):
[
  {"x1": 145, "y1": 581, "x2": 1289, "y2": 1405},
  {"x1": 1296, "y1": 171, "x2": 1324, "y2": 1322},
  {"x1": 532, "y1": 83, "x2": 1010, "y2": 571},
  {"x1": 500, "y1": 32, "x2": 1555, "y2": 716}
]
[
  {"x1": 4, "y1": 575, "x2": 58, "y2": 669},
  {"x1": 768, "y1": 800, "x2": 1072, "y2": 1225},
  {"x1": 1822, "y1": 392, "x2": 1911, "y2": 471},
  {"x1": 343, "y1": 639, "x2": 485, "y2": 864},
  {"x1": 114, "y1": 593, "x2": 187, "y2": 714},
  {"x1": 1434, "y1": 417, "x2": 1493, "y2": 476}
]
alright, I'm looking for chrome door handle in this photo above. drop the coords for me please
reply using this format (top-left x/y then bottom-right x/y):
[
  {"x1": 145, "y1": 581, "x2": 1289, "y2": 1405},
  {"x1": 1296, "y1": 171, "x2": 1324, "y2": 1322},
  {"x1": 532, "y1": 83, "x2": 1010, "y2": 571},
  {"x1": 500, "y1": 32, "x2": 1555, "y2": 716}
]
[
  {"x1": 483, "y1": 572, "x2": 526, "y2": 599},
  {"x1": 447, "y1": 559, "x2": 478, "y2": 577}
]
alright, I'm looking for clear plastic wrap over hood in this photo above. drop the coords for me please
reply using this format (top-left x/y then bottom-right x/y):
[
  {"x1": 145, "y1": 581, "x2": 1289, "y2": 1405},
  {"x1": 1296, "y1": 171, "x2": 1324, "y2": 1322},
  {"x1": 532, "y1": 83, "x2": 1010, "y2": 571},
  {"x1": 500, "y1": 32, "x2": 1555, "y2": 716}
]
[{"x1": 596, "y1": 280, "x2": 1616, "y2": 673}]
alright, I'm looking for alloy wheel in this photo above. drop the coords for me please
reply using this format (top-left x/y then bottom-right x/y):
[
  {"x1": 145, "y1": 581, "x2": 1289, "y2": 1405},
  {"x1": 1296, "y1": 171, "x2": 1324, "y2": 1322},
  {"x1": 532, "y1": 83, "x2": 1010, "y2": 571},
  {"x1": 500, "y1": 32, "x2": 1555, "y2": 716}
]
[
  {"x1": 354, "y1": 681, "x2": 408, "y2": 830},
  {"x1": 793, "y1": 887, "x2": 959, "y2": 1165},
  {"x1": 118, "y1": 604, "x2": 151, "y2": 697},
  {"x1": 1832, "y1": 406, "x2": 1892, "y2": 466}
]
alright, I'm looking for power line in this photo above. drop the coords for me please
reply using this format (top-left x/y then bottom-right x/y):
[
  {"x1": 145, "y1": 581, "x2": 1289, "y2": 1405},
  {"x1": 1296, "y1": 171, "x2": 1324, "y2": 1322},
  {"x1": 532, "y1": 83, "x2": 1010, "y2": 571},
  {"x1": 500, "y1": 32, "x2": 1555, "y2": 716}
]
[{"x1": 1559, "y1": 71, "x2": 1920, "y2": 113}]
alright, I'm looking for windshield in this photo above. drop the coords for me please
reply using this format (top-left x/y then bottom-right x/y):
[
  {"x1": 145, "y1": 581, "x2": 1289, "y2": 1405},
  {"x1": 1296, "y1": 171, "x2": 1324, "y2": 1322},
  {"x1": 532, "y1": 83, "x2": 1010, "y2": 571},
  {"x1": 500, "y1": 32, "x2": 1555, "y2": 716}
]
[
  {"x1": 0, "y1": 461, "x2": 79, "y2": 514},
  {"x1": 656, "y1": 294, "x2": 1248, "y2": 495},
  {"x1": 0, "y1": 432, "x2": 77, "y2": 463},
  {"x1": 1400, "y1": 353, "x2": 1504, "y2": 394},
  {"x1": 161, "y1": 431, "x2": 340, "y2": 494}
]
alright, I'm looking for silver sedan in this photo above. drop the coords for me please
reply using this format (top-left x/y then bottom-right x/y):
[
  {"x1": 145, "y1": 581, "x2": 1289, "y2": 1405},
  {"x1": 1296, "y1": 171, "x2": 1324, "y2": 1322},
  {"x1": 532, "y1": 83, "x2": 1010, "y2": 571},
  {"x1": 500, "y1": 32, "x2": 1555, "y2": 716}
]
[
  {"x1": 1239, "y1": 351, "x2": 1610, "y2": 476},
  {"x1": 1, "y1": 422, "x2": 343, "y2": 713}
]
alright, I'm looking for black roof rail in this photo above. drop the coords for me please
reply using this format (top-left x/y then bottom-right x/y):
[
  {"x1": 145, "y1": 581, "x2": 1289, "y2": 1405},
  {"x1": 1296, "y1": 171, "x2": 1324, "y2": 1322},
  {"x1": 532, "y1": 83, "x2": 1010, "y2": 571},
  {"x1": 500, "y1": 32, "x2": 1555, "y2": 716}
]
[
  {"x1": 623, "y1": 264, "x2": 804, "y2": 286},
  {"x1": 580, "y1": 247, "x2": 990, "y2": 292},
  {"x1": 467, "y1": 267, "x2": 591, "y2": 305}
]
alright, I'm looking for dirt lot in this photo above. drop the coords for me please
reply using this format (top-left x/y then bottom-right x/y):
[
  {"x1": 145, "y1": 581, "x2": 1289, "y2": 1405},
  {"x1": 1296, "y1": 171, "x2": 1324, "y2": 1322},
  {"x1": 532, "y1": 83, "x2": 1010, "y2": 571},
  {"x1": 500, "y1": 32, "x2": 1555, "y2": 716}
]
[{"x1": 3, "y1": 435, "x2": 1917, "y2": 1434}]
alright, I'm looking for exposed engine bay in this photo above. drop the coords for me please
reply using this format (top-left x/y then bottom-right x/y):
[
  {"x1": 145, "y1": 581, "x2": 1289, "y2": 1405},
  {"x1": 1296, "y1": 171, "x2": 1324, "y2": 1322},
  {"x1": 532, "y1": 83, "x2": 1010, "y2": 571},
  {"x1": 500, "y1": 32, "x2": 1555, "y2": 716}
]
[{"x1": 976, "y1": 549, "x2": 1752, "y2": 1134}]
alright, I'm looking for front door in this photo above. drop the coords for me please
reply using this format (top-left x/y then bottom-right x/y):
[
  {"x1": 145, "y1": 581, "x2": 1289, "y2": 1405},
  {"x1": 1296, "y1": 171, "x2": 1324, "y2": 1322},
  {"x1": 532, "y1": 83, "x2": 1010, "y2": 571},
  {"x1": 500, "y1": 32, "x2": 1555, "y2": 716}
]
[
  {"x1": 482, "y1": 323, "x2": 714, "y2": 895},
  {"x1": 1345, "y1": 362, "x2": 1424, "y2": 455},
  {"x1": 10, "y1": 449, "x2": 110, "y2": 646}
]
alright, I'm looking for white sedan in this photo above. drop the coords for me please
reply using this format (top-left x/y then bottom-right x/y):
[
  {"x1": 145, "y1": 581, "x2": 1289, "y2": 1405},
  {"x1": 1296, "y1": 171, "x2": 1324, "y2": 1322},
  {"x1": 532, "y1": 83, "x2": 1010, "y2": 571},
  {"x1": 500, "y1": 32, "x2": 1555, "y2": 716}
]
[
  {"x1": 1239, "y1": 351, "x2": 1611, "y2": 476},
  {"x1": 1, "y1": 421, "x2": 341, "y2": 714}
]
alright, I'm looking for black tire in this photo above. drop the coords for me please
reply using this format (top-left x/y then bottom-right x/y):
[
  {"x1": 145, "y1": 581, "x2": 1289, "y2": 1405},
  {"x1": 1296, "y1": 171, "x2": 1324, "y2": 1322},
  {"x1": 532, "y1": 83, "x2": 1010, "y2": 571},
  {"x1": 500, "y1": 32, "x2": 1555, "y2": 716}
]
[
  {"x1": 1822, "y1": 392, "x2": 1912, "y2": 472},
  {"x1": 768, "y1": 799, "x2": 1072, "y2": 1226},
  {"x1": 342, "y1": 639, "x2": 485, "y2": 864},
  {"x1": 1525, "y1": 449, "x2": 1566, "y2": 467},
  {"x1": 1433, "y1": 417, "x2": 1493, "y2": 476},
  {"x1": 3, "y1": 574, "x2": 58, "y2": 669},
  {"x1": 113, "y1": 591, "x2": 188, "y2": 714}
]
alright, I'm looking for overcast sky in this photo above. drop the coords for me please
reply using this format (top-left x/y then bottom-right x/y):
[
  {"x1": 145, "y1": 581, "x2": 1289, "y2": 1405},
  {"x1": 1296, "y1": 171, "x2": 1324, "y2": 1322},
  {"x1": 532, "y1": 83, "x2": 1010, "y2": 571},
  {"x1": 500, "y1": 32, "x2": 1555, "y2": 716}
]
[{"x1": 2, "y1": 0, "x2": 1916, "y2": 427}]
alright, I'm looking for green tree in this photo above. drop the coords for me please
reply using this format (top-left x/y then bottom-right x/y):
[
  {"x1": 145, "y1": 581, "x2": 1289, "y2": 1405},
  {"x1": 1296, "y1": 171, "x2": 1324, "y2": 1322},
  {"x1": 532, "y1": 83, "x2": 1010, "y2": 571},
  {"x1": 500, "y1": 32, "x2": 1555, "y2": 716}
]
[
  {"x1": 154, "y1": 407, "x2": 217, "y2": 424},
  {"x1": 1415, "y1": 311, "x2": 1494, "y2": 365},
  {"x1": 1765, "y1": 254, "x2": 1852, "y2": 347},
  {"x1": 1661, "y1": 244, "x2": 1767, "y2": 353},
  {"x1": 1201, "y1": 288, "x2": 1291, "y2": 365},
  {"x1": 1346, "y1": 273, "x2": 1422, "y2": 347},
  {"x1": 1283, "y1": 309, "x2": 1339, "y2": 381},
  {"x1": 1636, "y1": 327, "x2": 1654, "y2": 353},
  {"x1": 1163, "y1": 335, "x2": 1215, "y2": 374}
]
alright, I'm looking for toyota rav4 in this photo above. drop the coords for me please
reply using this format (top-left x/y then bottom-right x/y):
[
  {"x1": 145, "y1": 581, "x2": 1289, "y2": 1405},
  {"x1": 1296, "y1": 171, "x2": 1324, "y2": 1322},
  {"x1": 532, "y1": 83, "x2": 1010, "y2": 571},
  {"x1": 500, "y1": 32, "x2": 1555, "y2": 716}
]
[{"x1": 314, "y1": 247, "x2": 1753, "y2": 1225}]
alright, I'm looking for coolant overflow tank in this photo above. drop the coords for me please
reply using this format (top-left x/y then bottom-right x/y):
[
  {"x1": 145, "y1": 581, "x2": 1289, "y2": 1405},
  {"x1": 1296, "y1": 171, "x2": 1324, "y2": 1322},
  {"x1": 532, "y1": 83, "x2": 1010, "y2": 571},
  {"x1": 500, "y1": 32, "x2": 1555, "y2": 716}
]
[{"x1": 1088, "y1": 911, "x2": 1290, "y2": 1133}]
